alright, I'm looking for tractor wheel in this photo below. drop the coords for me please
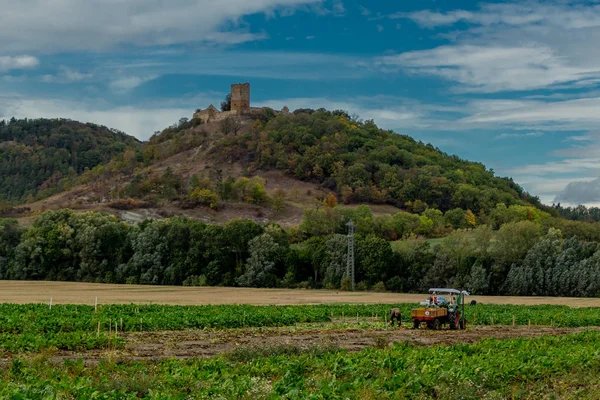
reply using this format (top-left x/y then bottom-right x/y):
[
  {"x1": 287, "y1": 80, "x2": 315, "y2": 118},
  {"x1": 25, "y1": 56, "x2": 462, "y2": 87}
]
[
  {"x1": 413, "y1": 320, "x2": 420, "y2": 329},
  {"x1": 449, "y1": 313, "x2": 458, "y2": 330},
  {"x1": 426, "y1": 321, "x2": 434, "y2": 330},
  {"x1": 433, "y1": 319, "x2": 441, "y2": 330}
]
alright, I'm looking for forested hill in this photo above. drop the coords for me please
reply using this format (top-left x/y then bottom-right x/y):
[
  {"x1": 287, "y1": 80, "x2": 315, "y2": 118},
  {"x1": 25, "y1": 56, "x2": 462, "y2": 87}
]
[
  {"x1": 1, "y1": 109, "x2": 551, "y2": 221},
  {"x1": 206, "y1": 109, "x2": 547, "y2": 215},
  {"x1": 0, "y1": 118, "x2": 140, "y2": 204}
]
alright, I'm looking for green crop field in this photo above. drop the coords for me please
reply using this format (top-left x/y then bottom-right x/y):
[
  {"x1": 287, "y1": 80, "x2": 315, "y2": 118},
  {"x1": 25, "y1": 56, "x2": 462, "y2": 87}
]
[
  {"x1": 1, "y1": 303, "x2": 600, "y2": 398},
  {"x1": 0, "y1": 303, "x2": 599, "y2": 353},
  {"x1": 2, "y1": 331, "x2": 600, "y2": 399}
]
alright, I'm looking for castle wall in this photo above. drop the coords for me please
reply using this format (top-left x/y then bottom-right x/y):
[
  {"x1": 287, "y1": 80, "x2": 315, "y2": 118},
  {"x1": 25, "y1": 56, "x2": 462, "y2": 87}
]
[
  {"x1": 193, "y1": 109, "x2": 240, "y2": 123},
  {"x1": 231, "y1": 83, "x2": 250, "y2": 112},
  {"x1": 193, "y1": 84, "x2": 289, "y2": 124}
]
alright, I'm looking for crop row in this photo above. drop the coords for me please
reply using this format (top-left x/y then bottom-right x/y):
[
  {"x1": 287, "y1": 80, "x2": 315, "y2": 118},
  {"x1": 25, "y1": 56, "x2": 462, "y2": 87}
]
[
  {"x1": 2, "y1": 330, "x2": 600, "y2": 398},
  {"x1": 0, "y1": 333, "x2": 122, "y2": 353},
  {"x1": 1, "y1": 303, "x2": 600, "y2": 335}
]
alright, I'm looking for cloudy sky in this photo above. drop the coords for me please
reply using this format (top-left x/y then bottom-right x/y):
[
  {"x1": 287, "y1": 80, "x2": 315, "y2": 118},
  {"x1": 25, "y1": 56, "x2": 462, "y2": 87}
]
[{"x1": 2, "y1": 0, "x2": 600, "y2": 206}]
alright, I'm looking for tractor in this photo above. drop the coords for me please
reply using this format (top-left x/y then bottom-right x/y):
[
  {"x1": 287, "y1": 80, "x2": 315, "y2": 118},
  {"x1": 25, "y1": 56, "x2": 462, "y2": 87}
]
[{"x1": 411, "y1": 288, "x2": 469, "y2": 330}]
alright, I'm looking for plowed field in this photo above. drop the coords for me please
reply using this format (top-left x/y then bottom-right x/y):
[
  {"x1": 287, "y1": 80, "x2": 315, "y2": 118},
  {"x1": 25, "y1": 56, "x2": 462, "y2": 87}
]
[{"x1": 17, "y1": 325, "x2": 598, "y2": 365}]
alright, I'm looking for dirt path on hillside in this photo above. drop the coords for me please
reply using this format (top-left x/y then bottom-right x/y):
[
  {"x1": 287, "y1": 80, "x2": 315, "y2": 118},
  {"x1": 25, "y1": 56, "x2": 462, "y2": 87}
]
[
  {"x1": 2, "y1": 281, "x2": 600, "y2": 307},
  {"x1": 6, "y1": 325, "x2": 596, "y2": 365}
]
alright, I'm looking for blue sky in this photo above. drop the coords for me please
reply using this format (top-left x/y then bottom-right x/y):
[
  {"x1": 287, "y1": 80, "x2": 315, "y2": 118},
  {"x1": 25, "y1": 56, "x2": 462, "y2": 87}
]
[{"x1": 2, "y1": 0, "x2": 600, "y2": 205}]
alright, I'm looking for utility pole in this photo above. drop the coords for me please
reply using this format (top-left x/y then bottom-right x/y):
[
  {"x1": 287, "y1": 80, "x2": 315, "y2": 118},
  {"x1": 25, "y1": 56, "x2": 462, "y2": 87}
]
[{"x1": 346, "y1": 220, "x2": 355, "y2": 291}]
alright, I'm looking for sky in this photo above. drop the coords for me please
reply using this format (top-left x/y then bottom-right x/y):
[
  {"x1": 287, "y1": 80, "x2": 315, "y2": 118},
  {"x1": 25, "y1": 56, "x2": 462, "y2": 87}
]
[{"x1": 2, "y1": 0, "x2": 600, "y2": 206}]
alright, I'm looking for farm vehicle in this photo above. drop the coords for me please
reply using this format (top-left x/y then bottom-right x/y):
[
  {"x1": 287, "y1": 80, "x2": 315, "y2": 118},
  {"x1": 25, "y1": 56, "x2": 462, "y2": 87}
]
[{"x1": 411, "y1": 288, "x2": 469, "y2": 330}]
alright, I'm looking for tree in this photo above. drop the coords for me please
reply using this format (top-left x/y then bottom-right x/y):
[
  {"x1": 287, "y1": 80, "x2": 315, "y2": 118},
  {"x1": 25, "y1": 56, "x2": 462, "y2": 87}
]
[
  {"x1": 233, "y1": 177, "x2": 251, "y2": 201},
  {"x1": 503, "y1": 228, "x2": 562, "y2": 296},
  {"x1": 233, "y1": 176, "x2": 268, "y2": 204},
  {"x1": 444, "y1": 208, "x2": 466, "y2": 229},
  {"x1": 188, "y1": 188, "x2": 219, "y2": 209},
  {"x1": 392, "y1": 238, "x2": 434, "y2": 292},
  {"x1": 272, "y1": 188, "x2": 287, "y2": 213},
  {"x1": 248, "y1": 177, "x2": 269, "y2": 205},
  {"x1": 423, "y1": 208, "x2": 443, "y2": 232},
  {"x1": 468, "y1": 262, "x2": 489, "y2": 294},
  {"x1": 300, "y1": 208, "x2": 343, "y2": 237},
  {"x1": 220, "y1": 117, "x2": 241, "y2": 135},
  {"x1": 0, "y1": 219, "x2": 22, "y2": 279},
  {"x1": 323, "y1": 234, "x2": 347, "y2": 288},
  {"x1": 324, "y1": 193, "x2": 338, "y2": 209},
  {"x1": 237, "y1": 233, "x2": 280, "y2": 287},
  {"x1": 465, "y1": 209, "x2": 477, "y2": 229},
  {"x1": 340, "y1": 185, "x2": 353, "y2": 204},
  {"x1": 223, "y1": 219, "x2": 264, "y2": 271},
  {"x1": 221, "y1": 93, "x2": 231, "y2": 112},
  {"x1": 356, "y1": 234, "x2": 395, "y2": 285}
]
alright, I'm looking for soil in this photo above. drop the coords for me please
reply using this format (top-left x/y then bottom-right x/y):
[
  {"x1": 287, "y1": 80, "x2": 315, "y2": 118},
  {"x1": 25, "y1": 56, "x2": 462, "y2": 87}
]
[
  {"x1": 10, "y1": 325, "x2": 598, "y2": 365},
  {"x1": 2, "y1": 281, "x2": 600, "y2": 307}
]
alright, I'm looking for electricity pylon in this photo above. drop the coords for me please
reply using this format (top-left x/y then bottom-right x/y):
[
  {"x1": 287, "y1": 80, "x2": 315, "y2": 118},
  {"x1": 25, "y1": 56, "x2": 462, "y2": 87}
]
[{"x1": 346, "y1": 220, "x2": 355, "y2": 291}]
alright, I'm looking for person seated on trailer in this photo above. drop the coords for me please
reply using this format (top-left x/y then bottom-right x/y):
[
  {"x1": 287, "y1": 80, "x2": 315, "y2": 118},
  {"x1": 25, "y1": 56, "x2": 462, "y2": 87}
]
[{"x1": 429, "y1": 295, "x2": 436, "y2": 306}]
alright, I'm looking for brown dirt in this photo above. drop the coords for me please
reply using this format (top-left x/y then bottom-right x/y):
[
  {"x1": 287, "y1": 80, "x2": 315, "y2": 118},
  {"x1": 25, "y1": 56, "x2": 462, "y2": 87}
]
[
  {"x1": 18, "y1": 325, "x2": 600, "y2": 365},
  {"x1": 2, "y1": 281, "x2": 600, "y2": 307}
]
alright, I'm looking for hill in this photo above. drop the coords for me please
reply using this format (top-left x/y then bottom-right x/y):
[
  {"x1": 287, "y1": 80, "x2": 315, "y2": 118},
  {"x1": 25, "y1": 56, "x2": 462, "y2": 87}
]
[
  {"x1": 0, "y1": 118, "x2": 140, "y2": 205},
  {"x1": 0, "y1": 109, "x2": 556, "y2": 229},
  {"x1": 209, "y1": 109, "x2": 545, "y2": 214}
]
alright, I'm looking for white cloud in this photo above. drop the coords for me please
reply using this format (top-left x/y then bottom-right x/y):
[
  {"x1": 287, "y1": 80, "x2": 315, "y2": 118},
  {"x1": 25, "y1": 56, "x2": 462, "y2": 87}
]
[
  {"x1": 566, "y1": 135, "x2": 596, "y2": 142},
  {"x1": 0, "y1": 0, "x2": 321, "y2": 53},
  {"x1": 512, "y1": 176, "x2": 598, "y2": 205},
  {"x1": 331, "y1": 0, "x2": 346, "y2": 16},
  {"x1": 257, "y1": 96, "x2": 432, "y2": 130},
  {"x1": 377, "y1": 44, "x2": 598, "y2": 93},
  {"x1": 402, "y1": 2, "x2": 600, "y2": 30},
  {"x1": 383, "y1": 2, "x2": 600, "y2": 93},
  {"x1": 41, "y1": 66, "x2": 93, "y2": 83},
  {"x1": 101, "y1": 50, "x2": 364, "y2": 81},
  {"x1": 504, "y1": 158, "x2": 600, "y2": 176},
  {"x1": 0, "y1": 55, "x2": 39, "y2": 71},
  {"x1": 376, "y1": 24, "x2": 384, "y2": 32},
  {"x1": 109, "y1": 76, "x2": 158, "y2": 92},
  {"x1": 494, "y1": 131, "x2": 543, "y2": 140},
  {"x1": 462, "y1": 97, "x2": 600, "y2": 130},
  {"x1": 554, "y1": 177, "x2": 600, "y2": 205},
  {"x1": 359, "y1": 6, "x2": 371, "y2": 16}
]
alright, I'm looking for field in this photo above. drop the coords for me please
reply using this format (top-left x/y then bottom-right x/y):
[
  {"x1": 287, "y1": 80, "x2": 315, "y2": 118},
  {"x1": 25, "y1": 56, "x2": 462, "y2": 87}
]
[
  {"x1": 2, "y1": 280, "x2": 600, "y2": 307},
  {"x1": 2, "y1": 283, "x2": 600, "y2": 398}
]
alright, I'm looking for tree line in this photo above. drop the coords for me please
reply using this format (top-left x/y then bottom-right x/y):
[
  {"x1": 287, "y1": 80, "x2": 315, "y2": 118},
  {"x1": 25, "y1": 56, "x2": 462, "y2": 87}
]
[{"x1": 2, "y1": 208, "x2": 600, "y2": 297}]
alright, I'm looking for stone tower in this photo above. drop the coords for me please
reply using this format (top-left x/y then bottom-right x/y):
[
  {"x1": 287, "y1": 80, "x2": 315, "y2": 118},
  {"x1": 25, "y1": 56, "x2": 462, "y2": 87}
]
[{"x1": 231, "y1": 83, "x2": 250, "y2": 113}]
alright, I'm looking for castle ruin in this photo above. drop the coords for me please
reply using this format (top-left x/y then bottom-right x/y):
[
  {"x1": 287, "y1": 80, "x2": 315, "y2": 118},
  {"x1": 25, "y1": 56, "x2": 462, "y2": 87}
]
[
  {"x1": 193, "y1": 83, "x2": 288, "y2": 123},
  {"x1": 230, "y1": 83, "x2": 250, "y2": 113}
]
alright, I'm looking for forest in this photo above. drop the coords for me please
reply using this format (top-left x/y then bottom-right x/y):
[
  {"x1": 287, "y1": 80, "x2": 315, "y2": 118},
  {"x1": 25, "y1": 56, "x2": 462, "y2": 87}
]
[
  {"x1": 2, "y1": 206, "x2": 600, "y2": 297},
  {"x1": 0, "y1": 118, "x2": 139, "y2": 204},
  {"x1": 210, "y1": 109, "x2": 550, "y2": 214}
]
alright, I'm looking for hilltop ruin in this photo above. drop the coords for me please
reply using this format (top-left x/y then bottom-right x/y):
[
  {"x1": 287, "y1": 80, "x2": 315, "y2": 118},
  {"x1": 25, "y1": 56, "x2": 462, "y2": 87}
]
[{"x1": 193, "y1": 83, "x2": 288, "y2": 123}]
